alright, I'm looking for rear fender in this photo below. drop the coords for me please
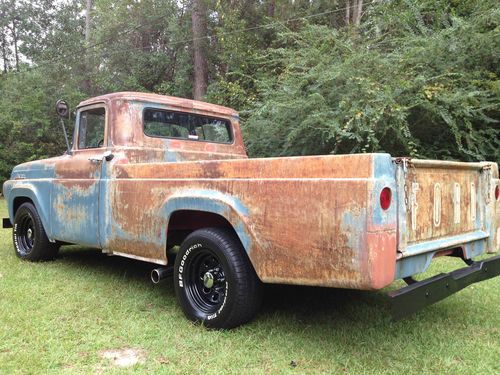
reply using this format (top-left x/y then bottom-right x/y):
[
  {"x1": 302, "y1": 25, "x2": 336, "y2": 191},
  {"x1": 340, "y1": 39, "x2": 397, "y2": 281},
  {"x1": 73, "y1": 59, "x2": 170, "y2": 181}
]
[{"x1": 163, "y1": 189, "x2": 255, "y2": 255}]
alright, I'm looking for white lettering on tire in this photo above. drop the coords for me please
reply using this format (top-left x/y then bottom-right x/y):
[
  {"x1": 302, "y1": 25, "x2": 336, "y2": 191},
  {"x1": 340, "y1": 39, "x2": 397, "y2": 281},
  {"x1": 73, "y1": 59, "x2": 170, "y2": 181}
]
[
  {"x1": 177, "y1": 243, "x2": 202, "y2": 288},
  {"x1": 206, "y1": 281, "x2": 228, "y2": 320},
  {"x1": 13, "y1": 223, "x2": 20, "y2": 252}
]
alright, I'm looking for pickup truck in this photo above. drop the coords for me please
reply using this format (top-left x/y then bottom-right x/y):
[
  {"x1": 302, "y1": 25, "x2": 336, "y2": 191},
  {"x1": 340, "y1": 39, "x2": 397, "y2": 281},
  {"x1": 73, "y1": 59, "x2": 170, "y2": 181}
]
[{"x1": 2, "y1": 92, "x2": 500, "y2": 328}]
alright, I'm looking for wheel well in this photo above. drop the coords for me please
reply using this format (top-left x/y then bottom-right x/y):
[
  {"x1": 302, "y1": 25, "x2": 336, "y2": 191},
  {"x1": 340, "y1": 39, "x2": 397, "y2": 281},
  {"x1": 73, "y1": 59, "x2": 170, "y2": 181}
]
[
  {"x1": 13, "y1": 197, "x2": 34, "y2": 215},
  {"x1": 166, "y1": 210, "x2": 241, "y2": 251}
]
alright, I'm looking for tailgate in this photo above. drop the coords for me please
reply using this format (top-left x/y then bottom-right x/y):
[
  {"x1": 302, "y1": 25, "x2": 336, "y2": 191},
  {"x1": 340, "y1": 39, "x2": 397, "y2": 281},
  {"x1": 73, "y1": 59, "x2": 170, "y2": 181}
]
[{"x1": 396, "y1": 158, "x2": 497, "y2": 257}]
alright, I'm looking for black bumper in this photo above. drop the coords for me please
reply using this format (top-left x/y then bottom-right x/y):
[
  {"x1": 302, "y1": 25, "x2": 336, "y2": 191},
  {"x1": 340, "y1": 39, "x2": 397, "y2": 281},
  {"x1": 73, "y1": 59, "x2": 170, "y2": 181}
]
[
  {"x1": 2, "y1": 218, "x2": 13, "y2": 229},
  {"x1": 389, "y1": 255, "x2": 500, "y2": 320}
]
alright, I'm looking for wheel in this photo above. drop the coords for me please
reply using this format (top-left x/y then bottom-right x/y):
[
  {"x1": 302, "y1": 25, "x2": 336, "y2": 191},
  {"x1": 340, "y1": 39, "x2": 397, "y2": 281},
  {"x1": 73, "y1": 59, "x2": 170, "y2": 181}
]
[
  {"x1": 174, "y1": 228, "x2": 262, "y2": 329},
  {"x1": 13, "y1": 202, "x2": 59, "y2": 261}
]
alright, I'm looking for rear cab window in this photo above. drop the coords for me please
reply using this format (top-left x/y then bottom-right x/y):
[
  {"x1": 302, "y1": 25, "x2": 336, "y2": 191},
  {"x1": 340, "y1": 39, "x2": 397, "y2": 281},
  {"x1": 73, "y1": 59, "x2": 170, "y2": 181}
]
[{"x1": 143, "y1": 108, "x2": 233, "y2": 144}]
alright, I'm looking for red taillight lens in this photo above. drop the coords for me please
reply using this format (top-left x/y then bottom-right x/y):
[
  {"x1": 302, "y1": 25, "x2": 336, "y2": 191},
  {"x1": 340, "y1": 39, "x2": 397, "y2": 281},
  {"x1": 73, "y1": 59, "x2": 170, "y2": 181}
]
[
  {"x1": 380, "y1": 187, "x2": 392, "y2": 210},
  {"x1": 495, "y1": 185, "x2": 499, "y2": 201}
]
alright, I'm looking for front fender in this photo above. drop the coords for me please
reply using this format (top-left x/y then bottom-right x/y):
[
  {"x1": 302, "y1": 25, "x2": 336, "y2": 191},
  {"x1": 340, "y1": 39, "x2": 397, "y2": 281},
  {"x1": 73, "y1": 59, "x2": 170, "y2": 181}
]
[
  {"x1": 3, "y1": 180, "x2": 53, "y2": 238},
  {"x1": 163, "y1": 189, "x2": 255, "y2": 253}
]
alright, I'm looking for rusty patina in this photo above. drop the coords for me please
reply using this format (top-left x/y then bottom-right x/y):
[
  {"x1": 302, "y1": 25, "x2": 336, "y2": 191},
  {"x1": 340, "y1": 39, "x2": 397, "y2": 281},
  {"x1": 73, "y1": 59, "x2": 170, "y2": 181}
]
[{"x1": 2, "y1": 92, "x2": 499, "y2": 293}]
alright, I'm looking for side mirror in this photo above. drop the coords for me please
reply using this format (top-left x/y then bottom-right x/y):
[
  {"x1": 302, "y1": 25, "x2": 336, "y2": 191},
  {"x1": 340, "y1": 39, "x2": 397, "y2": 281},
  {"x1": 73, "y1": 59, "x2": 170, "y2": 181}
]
[
  {"x1": 55, "y1": 99, "x2": 72, "y2": 154},
  {"x1": 55, "y1": 99, "x2": 70, "y2": 118}
]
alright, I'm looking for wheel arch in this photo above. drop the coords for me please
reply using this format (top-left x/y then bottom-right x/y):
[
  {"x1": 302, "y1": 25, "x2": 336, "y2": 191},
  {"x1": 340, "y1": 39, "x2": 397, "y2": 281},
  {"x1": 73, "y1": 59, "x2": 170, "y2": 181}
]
[
  {"x1": 163, "y1": 190, "x2": 255, "y2": 259},
  {"x1": 8, "y1": 185, "x2": 52, "y2": 238}
]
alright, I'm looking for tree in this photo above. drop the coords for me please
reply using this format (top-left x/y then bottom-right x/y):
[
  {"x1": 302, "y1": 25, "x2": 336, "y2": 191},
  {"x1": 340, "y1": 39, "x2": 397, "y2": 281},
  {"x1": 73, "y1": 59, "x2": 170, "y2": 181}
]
[{"x1": 191, "y1": 0, "x2": 208, "y2": 99}]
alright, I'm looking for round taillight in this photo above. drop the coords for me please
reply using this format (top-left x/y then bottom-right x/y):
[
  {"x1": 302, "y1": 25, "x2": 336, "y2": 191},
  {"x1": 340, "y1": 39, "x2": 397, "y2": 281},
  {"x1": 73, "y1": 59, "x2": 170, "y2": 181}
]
[
  {"x1": 495, "y1": 185, "x2": 499, "y2": 201},
  {"x1": 380, "y1": 187, "x2": 392, "y2": 210}
]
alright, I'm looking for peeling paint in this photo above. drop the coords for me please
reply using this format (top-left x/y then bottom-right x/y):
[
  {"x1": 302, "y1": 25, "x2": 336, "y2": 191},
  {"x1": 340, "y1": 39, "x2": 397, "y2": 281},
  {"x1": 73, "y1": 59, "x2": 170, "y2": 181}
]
[{"x1": 2, "y1": 92, "x2": 498, "y2": 293}]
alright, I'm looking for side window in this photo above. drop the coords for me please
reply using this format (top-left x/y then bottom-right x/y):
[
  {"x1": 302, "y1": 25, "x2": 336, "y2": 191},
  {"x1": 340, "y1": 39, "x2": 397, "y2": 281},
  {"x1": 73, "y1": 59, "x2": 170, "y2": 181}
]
[
  {"x1": 78, "y1": 107, "x2": 105, "y2": 149},
  {"x1": 144, "y1": 109, "x2": 232, "y2": 143}
]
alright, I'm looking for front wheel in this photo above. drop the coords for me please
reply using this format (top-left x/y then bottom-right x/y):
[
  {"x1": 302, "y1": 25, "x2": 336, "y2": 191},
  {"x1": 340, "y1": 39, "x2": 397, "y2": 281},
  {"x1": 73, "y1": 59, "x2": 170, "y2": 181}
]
[
  {"x1": 174, "y1": 228, "x2": 262, "y2": 329},
  {"x1": 13, "y1": 202, "x2": 59, "y2": 261}
]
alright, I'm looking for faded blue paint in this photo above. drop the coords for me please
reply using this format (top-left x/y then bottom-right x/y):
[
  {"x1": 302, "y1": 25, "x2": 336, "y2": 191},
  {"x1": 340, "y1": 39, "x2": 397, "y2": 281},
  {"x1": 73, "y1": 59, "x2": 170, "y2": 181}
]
[
  {"x1": 340, "y1": 210, "x2": 367, "y2": 269},
  {"x1": 370, "y1": 154, "x2": 397, "y2": 227},
  {"x1": 396, "y1": 252, "x2": 435, "y2": 279},
  {"x1": 462, "y1": 238, "x2": 487, "y2": 259},
  {"x1": 396, "y1": 238, "x2": 488, "y2": 278},
  {"x1": 165, "y1": 150, "x2": 179, "y2": 163},
  {"x1": 4, "y1": 181, "x2": 53, "y2": 237},
  {"x1": 162, "y1": 189, "x2": 252, "y2": 253},
  {"x1": 402, "y1": 230, "x2": 489, "y2": 257},
  {"x1": 10, "y1": 160, "x2": 55, "y2": 180},
  {"x1": 99, "y1": 159, "x2": 112, "y2": 250},
  {"x1": 3, "y1": 159, "x2": 60, "y2": 236},
  {"x1": 373, "y1": 153, "x2": 395, "y2": 179},
  {"x1": 50, "y1": 180, "x2": 101, "y2": 247}
]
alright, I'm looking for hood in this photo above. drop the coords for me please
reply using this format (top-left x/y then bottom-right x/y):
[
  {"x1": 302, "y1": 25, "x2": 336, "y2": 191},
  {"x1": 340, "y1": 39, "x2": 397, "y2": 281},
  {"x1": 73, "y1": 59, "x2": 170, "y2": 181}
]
[{"x1": 10, "y1": 155, "x2": 67, "y2": 180}]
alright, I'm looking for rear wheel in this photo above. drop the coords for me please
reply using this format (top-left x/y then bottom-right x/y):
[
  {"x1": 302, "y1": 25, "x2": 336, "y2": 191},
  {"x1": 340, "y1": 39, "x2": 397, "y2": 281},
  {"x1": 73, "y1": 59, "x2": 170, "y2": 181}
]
[
  {"x1": 13, "y1": 202, "x2": 59, "y2": 261},
  {"x1": 174, "y1": 228, "x2": 262, "y2": 329}
]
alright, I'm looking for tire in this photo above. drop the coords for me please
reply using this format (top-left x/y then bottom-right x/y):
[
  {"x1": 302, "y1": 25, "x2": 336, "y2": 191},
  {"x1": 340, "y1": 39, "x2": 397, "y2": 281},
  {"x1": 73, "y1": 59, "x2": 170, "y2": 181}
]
[
  {"x1": 174, "y1": 227, "x2": 262, "y2": 329},
  {"x1": 13, "y1": 202, "x2": 59, "y2": 261}
]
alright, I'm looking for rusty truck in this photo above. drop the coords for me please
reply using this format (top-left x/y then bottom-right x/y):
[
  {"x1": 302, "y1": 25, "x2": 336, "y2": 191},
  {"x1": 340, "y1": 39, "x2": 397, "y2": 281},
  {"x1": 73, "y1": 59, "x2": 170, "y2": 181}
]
[{"x1": 2, "y1": 92, "x2": 499, "y2": 328}]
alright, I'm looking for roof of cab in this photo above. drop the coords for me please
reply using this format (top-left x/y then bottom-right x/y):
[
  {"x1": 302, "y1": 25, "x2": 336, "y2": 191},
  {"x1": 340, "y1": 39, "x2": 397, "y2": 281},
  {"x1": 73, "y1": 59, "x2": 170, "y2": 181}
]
[{"x1": 77, "y1": 92, "x2": 238, "y2": 117}]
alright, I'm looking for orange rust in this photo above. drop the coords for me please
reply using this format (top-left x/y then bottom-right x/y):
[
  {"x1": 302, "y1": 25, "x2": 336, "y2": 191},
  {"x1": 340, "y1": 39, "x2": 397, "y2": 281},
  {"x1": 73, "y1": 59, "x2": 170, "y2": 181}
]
[
  {"x1": 4, "y1": 92, "x2": 499, "y2": 297},
  {"x1": 106, "y1": 165, "x2": 379, "y2": 288},
  {"x1": 406, "y1": 167, "x2": 479, "y2": 243}
]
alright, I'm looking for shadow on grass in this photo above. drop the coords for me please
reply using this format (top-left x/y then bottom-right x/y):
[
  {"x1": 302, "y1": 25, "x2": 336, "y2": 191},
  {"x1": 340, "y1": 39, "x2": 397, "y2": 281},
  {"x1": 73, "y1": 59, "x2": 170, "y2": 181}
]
[{"x1": 56, "y1": 245, "x2": 397, "y2": 327}]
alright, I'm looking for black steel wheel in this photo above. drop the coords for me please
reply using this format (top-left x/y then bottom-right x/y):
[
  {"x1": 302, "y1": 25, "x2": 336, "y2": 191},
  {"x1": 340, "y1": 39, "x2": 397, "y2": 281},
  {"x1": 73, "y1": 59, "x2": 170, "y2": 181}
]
[
  {"x1": 13, "y1": 202, "x2": 59, "y2": 261},
  {"x1": 185, "y1": 249, "x2": 227, "y2": 314},
  {"x1": 174, "y1": 228, "x2": 262, "y2": 329}
]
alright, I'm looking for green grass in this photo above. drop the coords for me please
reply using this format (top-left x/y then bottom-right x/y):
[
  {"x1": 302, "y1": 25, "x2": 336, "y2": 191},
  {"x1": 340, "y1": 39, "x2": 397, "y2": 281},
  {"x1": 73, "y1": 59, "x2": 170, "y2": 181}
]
[{"x1": 0, "y1": 198, "x2": 498, "y2": 374}]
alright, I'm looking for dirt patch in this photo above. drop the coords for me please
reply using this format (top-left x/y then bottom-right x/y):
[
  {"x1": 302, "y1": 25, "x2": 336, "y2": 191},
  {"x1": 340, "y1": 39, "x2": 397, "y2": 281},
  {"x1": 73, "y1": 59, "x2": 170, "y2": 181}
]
[{"x1": 99, "y1": 348, "x2": 146, "y2": 367}]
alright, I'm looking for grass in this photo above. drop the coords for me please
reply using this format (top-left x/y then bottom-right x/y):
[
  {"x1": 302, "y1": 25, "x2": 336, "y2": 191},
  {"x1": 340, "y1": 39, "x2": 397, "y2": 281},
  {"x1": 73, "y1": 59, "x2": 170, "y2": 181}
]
[{"x1": 0, "y1": 198, "x2": 498, "y2": 374}]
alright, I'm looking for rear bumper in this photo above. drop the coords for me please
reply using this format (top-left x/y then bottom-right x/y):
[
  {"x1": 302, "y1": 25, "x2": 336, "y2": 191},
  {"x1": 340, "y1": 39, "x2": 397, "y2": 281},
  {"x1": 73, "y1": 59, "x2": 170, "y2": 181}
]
[
  {"x1": 2, "y1": 218, "x2": 13, "y2": 229},
  {"x1": 389, "y1": 255, "x2": 500, "y2": 320}
]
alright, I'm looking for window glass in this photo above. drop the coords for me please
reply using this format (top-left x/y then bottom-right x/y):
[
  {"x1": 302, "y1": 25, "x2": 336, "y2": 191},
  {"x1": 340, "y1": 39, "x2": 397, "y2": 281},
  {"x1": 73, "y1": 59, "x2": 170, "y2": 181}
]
[
  {"x1": 78, "y1": 107, "x2": 105, "y2": 149},
  {"x1": 144, "y1": 109, "x2": 232, "y2": 143}
]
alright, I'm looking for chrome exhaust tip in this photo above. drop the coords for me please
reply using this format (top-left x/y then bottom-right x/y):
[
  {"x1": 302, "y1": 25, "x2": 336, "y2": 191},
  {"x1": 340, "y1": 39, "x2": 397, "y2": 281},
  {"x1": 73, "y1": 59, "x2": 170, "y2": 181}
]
[{"x1": 151, "y1": 267, "x2": 173, "y2": 284}]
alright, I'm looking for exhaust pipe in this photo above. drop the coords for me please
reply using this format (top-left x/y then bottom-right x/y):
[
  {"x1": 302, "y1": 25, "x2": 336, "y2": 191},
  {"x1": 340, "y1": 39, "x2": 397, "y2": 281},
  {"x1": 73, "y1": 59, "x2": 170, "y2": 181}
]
[{"x1": 151, "y1": 267, "x2": 173, "y2": 284}]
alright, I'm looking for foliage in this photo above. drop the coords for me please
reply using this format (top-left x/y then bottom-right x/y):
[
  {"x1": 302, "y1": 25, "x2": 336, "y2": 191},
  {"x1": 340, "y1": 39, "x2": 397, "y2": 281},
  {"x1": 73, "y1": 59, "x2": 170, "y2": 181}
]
[
  {"x1": 243, "y1": 2, "x2": 500, "y2": 161},
  {"x1": 0, "y1": 0, "x2": 499, "y2": 185},
  {"x1": 0, "y1": 68, "x2": 84, "y2": 181}
]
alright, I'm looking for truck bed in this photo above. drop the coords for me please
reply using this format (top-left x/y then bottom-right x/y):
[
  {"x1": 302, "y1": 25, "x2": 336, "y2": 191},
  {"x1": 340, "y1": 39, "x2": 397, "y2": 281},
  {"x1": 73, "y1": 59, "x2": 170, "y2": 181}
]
[{"x1": 104, "y1": 152, "x2": 397, "y2": 290}]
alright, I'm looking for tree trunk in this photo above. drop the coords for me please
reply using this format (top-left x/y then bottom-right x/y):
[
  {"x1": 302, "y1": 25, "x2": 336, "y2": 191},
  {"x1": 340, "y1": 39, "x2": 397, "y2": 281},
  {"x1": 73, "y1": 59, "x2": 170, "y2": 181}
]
[
  {"x1": 85, "y1": 0, "x2": 92, "y2": 43},
  {"x1": 268, "y1": 0, "x2": 276, "y2": 18},
  {"x1": 345, "y1": 0, "x2": 351, "y2": 26},
  {"x1": 83, "y1": 0, "x2": 92, "y2": 92},
  {"x1": 1, "y1": 27, "x2": 8, "y2": 73},
  {"x1": 191, "y1": 0, "x2": 208, "y2": 100},
  {"x1": 9, "y1": 19, "x2": 19, "y2": 71},
  {"x1": 353, "y1": 0, "x2": 363, "y2": 26}
]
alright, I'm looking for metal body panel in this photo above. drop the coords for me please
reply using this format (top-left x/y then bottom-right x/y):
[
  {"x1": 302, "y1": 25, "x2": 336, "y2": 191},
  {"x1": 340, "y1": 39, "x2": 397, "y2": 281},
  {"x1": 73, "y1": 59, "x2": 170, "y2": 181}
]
[
  {"x1": 2, "y1": 92, "x2": 498, "y2": 292},
  {"x1": 103, "y1": 151, "x2": 397, "y2": 289},
  {"x1": 394, "y1": 158, "x2": 499, "y2": 278}
]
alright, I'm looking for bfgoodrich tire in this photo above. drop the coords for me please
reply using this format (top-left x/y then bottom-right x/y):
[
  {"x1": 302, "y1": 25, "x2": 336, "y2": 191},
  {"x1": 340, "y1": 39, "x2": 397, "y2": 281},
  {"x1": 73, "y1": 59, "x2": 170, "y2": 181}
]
[
  {"x1": 174, "y1": 228, "x2": 262, "y2": 329},
  {"x1": 13, "y1": 202, "x2": 59, "y2": 261}
]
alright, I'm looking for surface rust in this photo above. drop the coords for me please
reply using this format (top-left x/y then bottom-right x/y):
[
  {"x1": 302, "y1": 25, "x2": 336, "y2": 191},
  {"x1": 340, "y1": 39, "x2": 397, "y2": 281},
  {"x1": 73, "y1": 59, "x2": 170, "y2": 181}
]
[{"x1": 3, "y1": 92, "x2": 498, "y2": 292}]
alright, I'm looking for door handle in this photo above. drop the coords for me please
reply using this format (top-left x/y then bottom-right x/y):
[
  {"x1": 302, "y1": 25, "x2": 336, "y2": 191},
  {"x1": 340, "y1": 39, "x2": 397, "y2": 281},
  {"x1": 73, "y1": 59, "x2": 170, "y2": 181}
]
[
  {"x1": 88, "y1": 157, "x2": 103, "y2": 164},
  {"x1": 88, "y1": 151, "x2": 114, "y2": 164}
]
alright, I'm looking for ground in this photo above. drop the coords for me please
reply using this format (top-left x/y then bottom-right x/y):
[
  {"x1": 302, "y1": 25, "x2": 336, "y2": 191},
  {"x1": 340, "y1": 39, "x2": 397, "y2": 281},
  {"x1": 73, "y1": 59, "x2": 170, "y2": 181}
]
[{"x1": 0, "y1": 198, "x2": 498, "y2": 374}]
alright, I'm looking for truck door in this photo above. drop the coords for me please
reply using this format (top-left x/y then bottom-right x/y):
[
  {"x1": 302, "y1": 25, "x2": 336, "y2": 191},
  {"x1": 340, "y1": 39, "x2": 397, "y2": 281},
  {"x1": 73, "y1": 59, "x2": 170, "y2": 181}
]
[{"x1": 50, "y1": 104, "x2": 107, "y2": 247}]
